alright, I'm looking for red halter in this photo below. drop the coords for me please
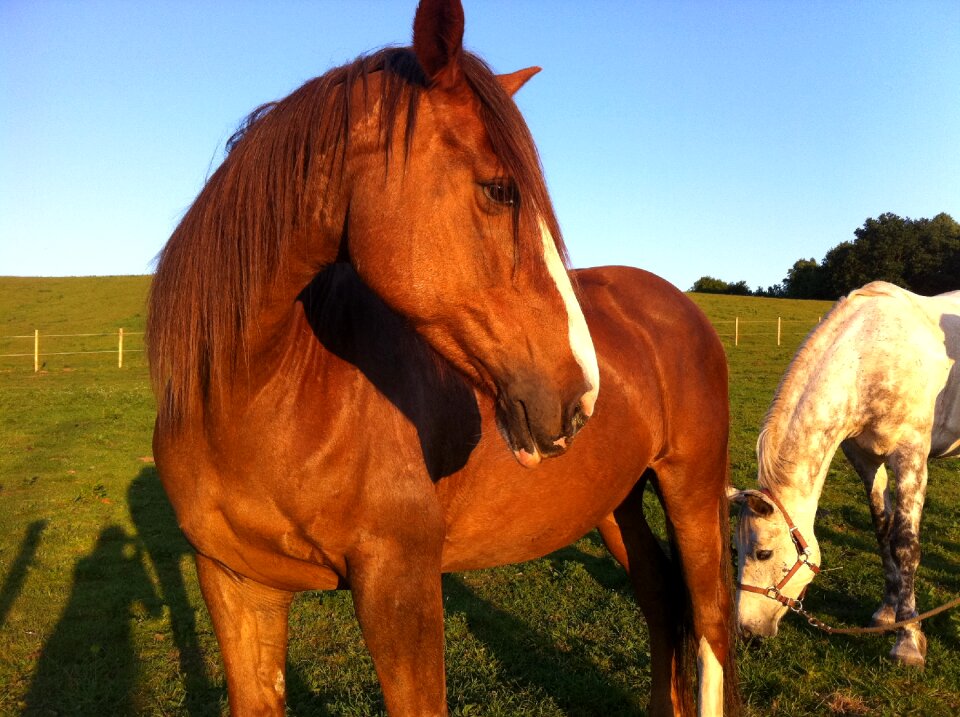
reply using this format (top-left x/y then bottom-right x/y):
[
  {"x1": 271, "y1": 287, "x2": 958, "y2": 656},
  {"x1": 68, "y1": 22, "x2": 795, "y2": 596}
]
[{"x1": 738, "y1": 488, "x2": 821, "y2": 610}]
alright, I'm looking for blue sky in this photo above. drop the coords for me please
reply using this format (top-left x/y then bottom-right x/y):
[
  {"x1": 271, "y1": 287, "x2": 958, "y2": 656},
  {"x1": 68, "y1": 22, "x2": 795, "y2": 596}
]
[{"x1": 2, "y1": 0, "x2": 958, "y2": 292}]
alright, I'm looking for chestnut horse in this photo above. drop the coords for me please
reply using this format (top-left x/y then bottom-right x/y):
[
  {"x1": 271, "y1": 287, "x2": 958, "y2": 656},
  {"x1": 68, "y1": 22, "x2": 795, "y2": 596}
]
[
  {"x1": 148, "y1": 1, "x2": 736, "y2": 715},
  {"x1": 292, "y1": 263, "x2": 738, "y2": 717}
]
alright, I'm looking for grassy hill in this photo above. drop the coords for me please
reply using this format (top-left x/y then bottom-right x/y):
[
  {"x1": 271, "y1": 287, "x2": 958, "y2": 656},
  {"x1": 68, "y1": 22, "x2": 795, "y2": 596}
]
[
  {"x1": 0, "y1": 275, "x2": 150, "y2": 333},
  {"x1": 0, "y1": 276, "x2": 957, "y2": 716},
  {"x1": 0, "y1": 276, "x2": 151, "y2": 373}
]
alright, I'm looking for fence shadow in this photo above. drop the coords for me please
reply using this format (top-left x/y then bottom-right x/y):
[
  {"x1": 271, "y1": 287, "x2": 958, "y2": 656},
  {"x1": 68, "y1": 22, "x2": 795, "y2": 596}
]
[{"x1": 0, "y1": 519, "x2": 47, "y2": 631}]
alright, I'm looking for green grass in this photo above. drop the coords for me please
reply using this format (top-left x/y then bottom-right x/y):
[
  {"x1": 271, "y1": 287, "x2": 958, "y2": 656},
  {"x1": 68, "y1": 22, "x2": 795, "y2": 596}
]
[{"x1": 1, "y1": 278, "x2": 958, "y2": 716}]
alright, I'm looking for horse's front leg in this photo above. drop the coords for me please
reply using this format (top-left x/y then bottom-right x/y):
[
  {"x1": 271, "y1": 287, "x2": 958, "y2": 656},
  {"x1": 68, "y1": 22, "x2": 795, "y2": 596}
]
[
  {"x1": 195, "y1": 553, "x2": 295, "y2": 716},
  {"x1": 349, "y1": 528, "x2": 446, "y2": 716},
  {"x1": 888, "y1": 449, "x2": 930, "y2": 668},
  {"x1": 840, "y1": 440, "x2": 898, "y2": 626}
]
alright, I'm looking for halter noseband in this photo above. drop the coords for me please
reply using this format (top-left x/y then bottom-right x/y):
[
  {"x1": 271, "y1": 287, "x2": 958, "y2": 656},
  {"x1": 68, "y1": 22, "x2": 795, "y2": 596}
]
[{"x1": 738, "y1": 488, "x2": 821, "y2": 611}]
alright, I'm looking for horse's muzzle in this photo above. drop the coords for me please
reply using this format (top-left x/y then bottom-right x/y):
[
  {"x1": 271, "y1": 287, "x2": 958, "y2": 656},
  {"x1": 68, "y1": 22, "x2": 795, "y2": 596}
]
[
  {"x1": 737, "y1": 617, "x2": 779, "y2": 640},
  {"x1": 495, "y1": 382, "x2": 592, "y2": 468}
]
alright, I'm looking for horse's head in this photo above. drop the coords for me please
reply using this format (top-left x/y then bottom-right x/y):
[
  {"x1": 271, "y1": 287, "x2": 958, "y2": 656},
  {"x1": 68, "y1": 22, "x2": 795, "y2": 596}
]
[
  {"x1": 730, "y1": 488, "x2": 822, "y2": 638},
  {"x1": 343, "y1": 0, "x2": 598, "y2": 467}
]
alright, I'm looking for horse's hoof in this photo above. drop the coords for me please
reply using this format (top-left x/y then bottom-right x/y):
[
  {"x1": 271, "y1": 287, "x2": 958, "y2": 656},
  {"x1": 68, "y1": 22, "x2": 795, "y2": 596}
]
[{"x1": 890, "y1": 632, "x2": 927, "y2": 668}]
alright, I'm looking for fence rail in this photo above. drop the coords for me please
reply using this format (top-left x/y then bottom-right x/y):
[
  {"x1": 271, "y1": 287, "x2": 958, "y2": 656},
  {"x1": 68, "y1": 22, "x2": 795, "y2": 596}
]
[
  {"x1": 0, "y1": 329, "x2": 143, "y2": 371},
  {"x1": 710, "y1": 317, "x2": 821, "y2": 346},
  {"x1": 0, "y1": 316, "x2": 822, "y2": 372}
]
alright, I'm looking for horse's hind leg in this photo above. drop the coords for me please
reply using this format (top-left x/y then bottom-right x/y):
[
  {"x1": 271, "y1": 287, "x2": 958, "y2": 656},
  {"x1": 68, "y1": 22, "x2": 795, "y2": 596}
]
[
  {"x1": 598, "y1": 470, "x2": 689, "y2": 717},
  {"x1": 653, "y1": 458, "x2": 736, "y2": 717},
  {"x1": 887, "y1": 449, "x2": 930, "y2": 668},
  {"x1": 841, "y1": 440, "x2": 898, "y2": 626},
  {"x1": 195, "y1": 553, "x2": 294, "y2": 716}
]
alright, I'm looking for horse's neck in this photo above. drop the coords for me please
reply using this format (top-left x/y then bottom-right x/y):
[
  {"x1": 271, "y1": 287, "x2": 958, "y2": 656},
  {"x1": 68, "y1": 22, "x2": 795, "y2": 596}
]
[
  {"x1": 760, "y1": 349, "x2": 862, "y2": 530},
  {"x1": 250, "y1": 193, "x2": 348, "y2": 364}
]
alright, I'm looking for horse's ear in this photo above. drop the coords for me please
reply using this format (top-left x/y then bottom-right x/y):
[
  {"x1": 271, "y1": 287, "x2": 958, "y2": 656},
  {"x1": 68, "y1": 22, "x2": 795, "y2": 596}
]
[
  {"x1": 497, "y1": 66, "x2": 541, "y2": 96},
  {"x1": 728, "y1": 488, "x2": 776, "y2": 518},
  {"x1": 413, "y1": 0, "x2": 465, "y2": 90}
]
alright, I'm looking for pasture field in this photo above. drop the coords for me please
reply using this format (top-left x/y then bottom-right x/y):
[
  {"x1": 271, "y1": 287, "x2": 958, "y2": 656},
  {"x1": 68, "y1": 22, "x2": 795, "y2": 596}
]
[{"x1": 1, "y1": 275, "x2": 959, "y2": 716}]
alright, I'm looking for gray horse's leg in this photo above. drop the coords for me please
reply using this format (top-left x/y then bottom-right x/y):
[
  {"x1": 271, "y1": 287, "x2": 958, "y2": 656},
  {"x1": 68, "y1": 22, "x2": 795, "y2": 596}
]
[
  {"x1": 887, "y1": 448, "x2": 930, "y2": 668},
  {"x1": 840, "y1": 440, "x2": 897, "y2": 625}
]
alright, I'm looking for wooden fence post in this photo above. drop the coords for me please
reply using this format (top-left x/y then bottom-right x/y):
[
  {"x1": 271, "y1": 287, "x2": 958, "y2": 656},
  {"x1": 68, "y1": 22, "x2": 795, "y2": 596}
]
[
  {"x1": 735, "y1": 317, "x2": 739, "y2": 347},
  {"x1": 34, "y1": 330, "x2": 39, "y2": 372},
  {"x1": 777, "y1": 317, "x2": 782, "y2": 346},
  {"x1": 118, "y1": 328, "x2": 124, "y2": 368}
]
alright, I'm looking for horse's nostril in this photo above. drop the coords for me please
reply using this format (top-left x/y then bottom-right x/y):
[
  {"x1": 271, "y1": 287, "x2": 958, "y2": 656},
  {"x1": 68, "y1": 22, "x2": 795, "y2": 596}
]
[{"x1": 569, "y1": 402, "x2": 587, "y2": 433}]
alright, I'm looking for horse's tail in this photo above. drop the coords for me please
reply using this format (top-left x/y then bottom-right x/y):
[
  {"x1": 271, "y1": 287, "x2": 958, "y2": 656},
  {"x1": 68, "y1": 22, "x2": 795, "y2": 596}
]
[{"x1": 718, "y1": 461, "x2": 742, "y2": 716}]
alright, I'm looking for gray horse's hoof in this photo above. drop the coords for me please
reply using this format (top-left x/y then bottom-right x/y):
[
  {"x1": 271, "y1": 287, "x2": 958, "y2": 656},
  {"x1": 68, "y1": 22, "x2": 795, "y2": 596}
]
[{"x1": 890, "y1": 631, "x2": 927, "y2": 668}]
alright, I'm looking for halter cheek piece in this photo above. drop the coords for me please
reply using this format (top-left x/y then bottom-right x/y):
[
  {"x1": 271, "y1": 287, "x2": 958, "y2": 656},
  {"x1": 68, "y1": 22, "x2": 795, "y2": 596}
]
[{"x1": 738, "y1": 488, "x2": 821, "y2": 611}]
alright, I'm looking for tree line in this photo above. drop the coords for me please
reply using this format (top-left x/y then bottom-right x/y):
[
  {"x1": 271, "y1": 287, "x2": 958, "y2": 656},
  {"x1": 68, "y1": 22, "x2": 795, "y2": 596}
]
[{"x1": 691, "y1": 212, "x2": 960, "y2": 299}]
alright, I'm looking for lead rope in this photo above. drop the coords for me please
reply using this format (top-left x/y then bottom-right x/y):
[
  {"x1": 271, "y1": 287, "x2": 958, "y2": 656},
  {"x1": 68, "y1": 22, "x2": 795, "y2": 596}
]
[{"x1": 791, "y1": 594, "x2": 960, "y2": 636}]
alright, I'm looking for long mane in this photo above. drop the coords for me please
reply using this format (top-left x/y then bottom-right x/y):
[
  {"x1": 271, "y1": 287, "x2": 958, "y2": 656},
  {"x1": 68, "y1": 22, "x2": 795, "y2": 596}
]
[
  {"x1": 756, "y1": 286, "x2": 871, "y2": 488},
  {"x1": 758, "y1": 281, "x2": 946, "y2": 488},
  {"x1": 147, "y1": 47, "x2": 567, "y2": 422}
]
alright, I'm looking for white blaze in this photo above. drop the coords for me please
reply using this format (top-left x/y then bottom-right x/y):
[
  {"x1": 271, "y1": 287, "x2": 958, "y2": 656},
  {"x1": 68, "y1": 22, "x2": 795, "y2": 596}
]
[{"x1": 539, "y1": 219, "x2": 600, "y2": 415}]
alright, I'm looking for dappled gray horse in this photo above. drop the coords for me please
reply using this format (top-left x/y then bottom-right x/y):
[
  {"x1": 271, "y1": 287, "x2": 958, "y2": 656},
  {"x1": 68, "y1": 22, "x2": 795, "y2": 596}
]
[{"x1": 731, "y1": 281, "x2": 959, "y2": 667}]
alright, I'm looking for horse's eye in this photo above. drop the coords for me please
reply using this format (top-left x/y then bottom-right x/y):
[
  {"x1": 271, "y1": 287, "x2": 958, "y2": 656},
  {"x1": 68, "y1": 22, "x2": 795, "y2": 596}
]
[
  {"x1": 756, "y1": 549, "x2": 773, "y2": 561},
  {"x1": 482, "y1": 181, "x2": 517, "y2": 206}
]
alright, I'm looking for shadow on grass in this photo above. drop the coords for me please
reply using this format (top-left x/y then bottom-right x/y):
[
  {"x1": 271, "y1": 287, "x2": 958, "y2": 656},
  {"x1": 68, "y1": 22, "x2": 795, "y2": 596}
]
[
  {"x1": 22, "y1": 524, "x2": 163, "y2": 715},
  {"x1": 128, "y1": 466, "x2": 223, "y2": 715},
  {"x1": 794, "y1": 510, "x2": 960, "y2": 657},
  {"x1": 547, "y1": 533, "x2": 633, "y2": 593},
  {"x1": 442, "y1": 572, "x2": 643, "y2": 716},
  {"x1": 22, "y1": 470, "x2": 649, "y2": 715},
  {"x1": 0, "y1": 519, "x2": 47, "y2": 630},
  {"x1": 20, "y1": 468, "x2": 224, "y2": 716}
]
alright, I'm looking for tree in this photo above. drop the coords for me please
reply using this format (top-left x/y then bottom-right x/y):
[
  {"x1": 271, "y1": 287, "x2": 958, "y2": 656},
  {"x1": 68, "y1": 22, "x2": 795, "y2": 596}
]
[
  {"x1": 783, "y1": 259, "x2": 830, "y2": 299},
  {"x1": 690, "y1": 276, "x2": 732, "y2": 293},
  {"x1": 779, "y1": 213, "x2": 959, "y2": 299},
  {"x1": 727, "y1": 280, "x2": 753, "y2": 296},
  {"x1": 754, "y1": 283, "x2": 785, "y2": 298},
  {"x1": 821, "y1": 241, "x2": 864, "y2": 297},
  {"x1": 689, "y1": 276, "x2": 754, "y2": 295},
  {"x1": 905, "y1": 213, "x2": 960, "y2": 295}
]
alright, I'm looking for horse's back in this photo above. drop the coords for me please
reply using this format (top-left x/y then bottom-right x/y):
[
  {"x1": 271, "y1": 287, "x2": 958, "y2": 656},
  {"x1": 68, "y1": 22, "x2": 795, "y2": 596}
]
[
  {"x1": 831, "y1": 281, "x2": 959, "y2": 457},
  {"x1": 577, "y1": 265, "x2": 729, "y2": 445},
  {"x1": 577, "y1": 265, "x2": 724, "y2": 365}
]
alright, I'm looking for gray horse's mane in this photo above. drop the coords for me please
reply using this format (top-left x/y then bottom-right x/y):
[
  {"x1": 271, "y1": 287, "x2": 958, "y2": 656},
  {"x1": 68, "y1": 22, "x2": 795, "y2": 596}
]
[{"x1": 756, "y1": 282, "x2": 912, "y2": 489}]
